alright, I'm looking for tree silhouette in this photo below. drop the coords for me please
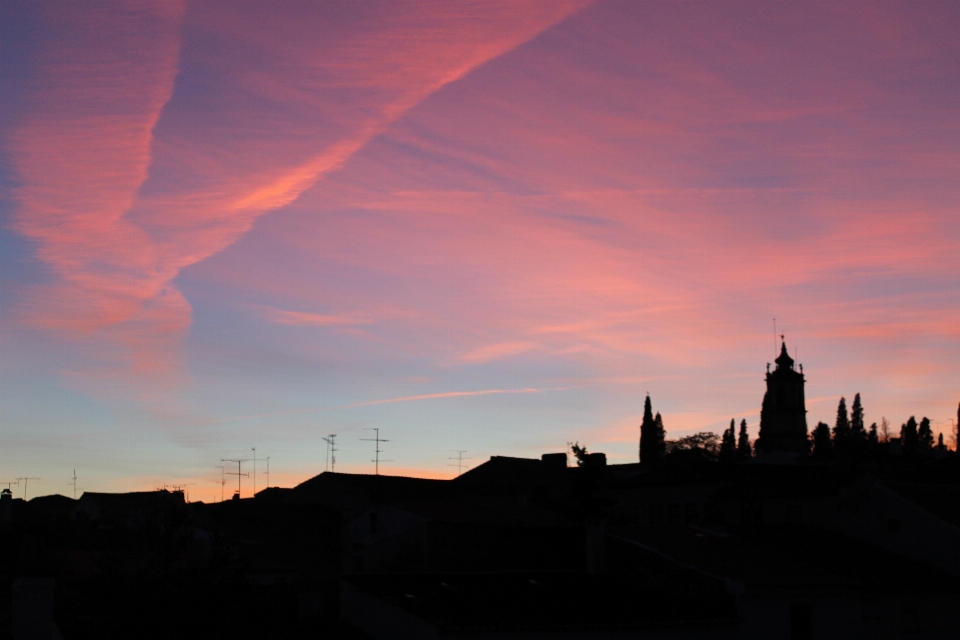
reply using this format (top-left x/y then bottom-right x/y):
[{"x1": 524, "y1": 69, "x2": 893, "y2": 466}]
[
  {"x1": 667, "y1": 432, "x2": 720, "y2": 460},
  {"x1": 833, "y1": 397, "x2": 850, "y2": 453},
  {"x1": 737, "y1": 419, "x2": 751, "y2": 459},
  {"x1": 720, "y1": 419, "x2": 737, "y2": 462},
  {"x1": 868, "y1": 422, "x2": 878, "y2": 447},
  {"x1": 955, "y1": 402, "x2": 960, "y2": 452},
  {"x1": 918, "y1": 417, "x2": 934, "y2": 451},
  {"x1": 811, "y1": 422, "x2": 832, "y2": 459},
  {"x1": 901, "y1": 416, "x2": 919, "y2": 453},
  {"x1": 570, "y1": 442, "x2": 589, "y2": 466},
  {"x1": 956, "y1": 402, "x2": 960, "y2": 452},
  {"x1": 850, "y1": 393, "x2": 866, "y2": 446},
  {"x1": 639, "y1": 395, "x2": 664, "y2": 466},
  {"x1": 655, "y1": 413, "x2": 666, "y2": 458},
  {"x1": 936, "y1": 433, "x2": 946, "y2": 451}
]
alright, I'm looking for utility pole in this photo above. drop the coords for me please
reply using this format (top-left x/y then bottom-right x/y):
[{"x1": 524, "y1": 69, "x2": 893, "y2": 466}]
[
  {"x1": 361, "y1": 428, "x2": 391, "y2": 475},
  {"x1": 322, "y1": 434, "x2": 337, "y2": 472},
  {"x1": 447, "y1": 450, "x2": 469, "y2": 476},
  {"x1": 220, "y1": 459, "x2": 249, "y2": 499},
  {"x1": 215, "y1": 465, "x2": 225, "y2": 502},
  {"x1": 16, "y1": 477, "x2": 40, "y2": 501}
]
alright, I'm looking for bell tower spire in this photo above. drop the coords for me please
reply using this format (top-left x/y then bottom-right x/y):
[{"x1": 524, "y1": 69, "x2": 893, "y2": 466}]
[{"x1": 756, "y1": 337, "x2": 808, "y2": 455}]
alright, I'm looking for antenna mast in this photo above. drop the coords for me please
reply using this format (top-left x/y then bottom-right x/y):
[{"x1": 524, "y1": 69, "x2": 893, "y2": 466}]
[
  {"x1": 16, "y1": 477, "x2": 40, "y2": 501},
  {"x1": 215, "y1": 465, "x2": 225, "y2": 502},
  {"x1": 251, "y1": 448, "x2": 270, "y2": 496},
  {"x1": 169, "y1": 483, "x2": 194, "y2": 502},
  {"x1": 71, "y1": 469, "x2": 77, "y2": 499},
  {"x1": 220, "y1": 458, "x2": 250, "y2": 498},
  {"x1": 361, "y1": 428, "x2": 390, "y2": 475},
  {"x1": 322, "y1": 434, "x2": 337, "y2": 472},
  {"x1": 447, "y1": 450, "x2": 469, "y2": 476}
]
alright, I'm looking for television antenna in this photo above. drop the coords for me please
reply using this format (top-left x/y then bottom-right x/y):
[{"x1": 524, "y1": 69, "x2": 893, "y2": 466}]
[
  {"x1": 361, "y1": 428, "x2": 391, "y2": 475},
  {"x1": 265, "y1": 457, "x2": 271, "y2": 489},
  {"x1": 251, "y1": 448, "x2": 267, "y2": 496},
  {"x1": 215, "y1": 465, "x2": 226, "y2": 502},
  {"x1": 71, "y1": 469, "x2": 78, "y2": 499},
  {"x1": 447, "y1": 450, "x2": 470, "y2": 476},
  {"x1": 168, "y1": 483, "x2": 194, "y2": 502},
  {"x1": 322, "y1": 434, "x2": 337, "y2": 472},
  {"x1": 16, "y1": 477, "x2": 40, "y2": 501},
  {"x1": 220, "y1": 458, "x2": 250, "y2": 498}
]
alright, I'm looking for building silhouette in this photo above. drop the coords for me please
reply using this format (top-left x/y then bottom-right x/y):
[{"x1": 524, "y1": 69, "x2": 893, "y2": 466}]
[
  {"x1": 6, "y1": 343, "x2": 960, "y2": 639},
  {"x1": 756, "y1": 341, "x2": 809, "y2": 455}
]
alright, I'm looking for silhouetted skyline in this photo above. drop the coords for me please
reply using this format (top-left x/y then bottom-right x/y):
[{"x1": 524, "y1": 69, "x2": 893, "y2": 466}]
[{"x1": 2, "y1": 2, "x2": 959, "y2": 499}]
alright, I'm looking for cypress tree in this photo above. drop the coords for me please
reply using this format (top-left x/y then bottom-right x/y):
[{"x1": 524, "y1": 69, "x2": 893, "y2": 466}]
[
  {"x1": 850, "y1": 393, "x2": 866, "y2": 444},
  {"x1": 953, "y1": 404, "x2": 960, "y2": 453},
  {"x1": 811, "y1": 421, "x2": 832, "y2": 459},
  {"x1": 918, "y1": 417, "x2": 934, "y2": 451},
  {"x1": 868, "y1": 422, "x2": 878, "y2": 447},
  {"x1": 936, "y1": 433, "x2": 945, "y2": 451},
  {"x1": 720, "y1": 419, "x2": 737, "y2": 461},
  {"x1": 639, "y1": 395, "x2": 664, "y2": 466},
  {"x1": 654, "y1": 412, "x2": 666, "y2": 459},
  {"x1": 737, "y1": 419, "x2": 751, "y2": 459},
  {"x1": 833, "y1": 397, "x2": 850, "y2": 452},
  {"x1": 956, "y1": 402, "x2": 960, "y2": 452},
  {"x1": 901, "y1": 416, "x2": 919, "y2": 453}
]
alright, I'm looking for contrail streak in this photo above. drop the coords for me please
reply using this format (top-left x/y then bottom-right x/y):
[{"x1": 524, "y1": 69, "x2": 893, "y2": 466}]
[{"x1": 16, "y1": 387, "x2": 566, "y2": 443}]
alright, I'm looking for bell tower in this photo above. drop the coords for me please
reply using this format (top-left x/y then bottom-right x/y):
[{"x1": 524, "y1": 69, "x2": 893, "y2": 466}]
[{"x1": 756, "y1": 340, "x2": 808, "y2": 454}]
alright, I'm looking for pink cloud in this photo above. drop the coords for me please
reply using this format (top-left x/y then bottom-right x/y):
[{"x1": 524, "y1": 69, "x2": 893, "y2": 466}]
[
  {"x1": 6, "y1": 1, "x2": 957, "y2": 486},
  {"x1": 177, "y1": 0, "x2": 957, "y2": 448},
  {"x1": 11, "y1": 3, "x2": 184, "y2": 325},
  {"x1": 259, "y1": 308, "x2": 373, "y2": 328},
  {"x1": 8, "y1": 1, "x2": 589, "y2": 391},
  {"x1": 461, "y1": 341, "x2": 539, "y2": 363}
]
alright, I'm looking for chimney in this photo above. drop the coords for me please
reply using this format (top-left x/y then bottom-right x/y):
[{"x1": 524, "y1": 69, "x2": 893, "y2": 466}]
[
  {"x1": 541, "y1": 453, "x2": 568, "y2": 469},
  {"x1": 584, "y1": 452, "x2": 606, "y2": 469},
  {"x1": 1, "y1": 488, "x2": 11, "y2": 525}
]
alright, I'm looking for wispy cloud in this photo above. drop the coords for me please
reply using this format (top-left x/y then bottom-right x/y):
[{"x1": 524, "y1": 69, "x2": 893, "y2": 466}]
[
  {"x1": 460, "y1": 341, "x2": 539, "y2": 363},
  {"x1": 212, "y1": 387, "x2": 562, "y2": 426},
  {"x1": 8, "y1": 1, "x2": 588, "y2": 393},
  {"x1": 257, "y1": 307, "x2": 374, "y2": 328},
  {"x1": 3, "y1": 386, "x2": 565, "y2": 448},
  {"x1": 4, "y1": 1, "x2": 958, "y2": 486}
]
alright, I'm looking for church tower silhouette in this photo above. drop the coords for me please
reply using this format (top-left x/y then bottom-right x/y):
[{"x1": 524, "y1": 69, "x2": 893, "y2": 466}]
[{"x1": 756, "y1": 340, "x2": 809, "y2": 454}]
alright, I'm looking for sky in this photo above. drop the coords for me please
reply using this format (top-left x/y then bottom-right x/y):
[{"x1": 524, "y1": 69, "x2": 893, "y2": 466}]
[{"x1": 1, "y1": 1, "x2": 958, "y2": 501}]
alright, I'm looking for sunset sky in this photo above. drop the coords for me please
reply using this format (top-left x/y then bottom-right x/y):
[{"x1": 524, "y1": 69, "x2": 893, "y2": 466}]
[{"x1": 2, "y1": 1, "x2": 958, "y2": 501}]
